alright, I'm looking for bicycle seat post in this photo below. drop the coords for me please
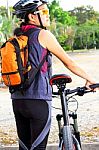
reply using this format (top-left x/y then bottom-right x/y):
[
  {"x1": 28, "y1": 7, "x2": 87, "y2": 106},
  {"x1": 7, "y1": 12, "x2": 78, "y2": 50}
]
[{"x1": 58, "y1": 84, "x2": 70, "y2": 126}]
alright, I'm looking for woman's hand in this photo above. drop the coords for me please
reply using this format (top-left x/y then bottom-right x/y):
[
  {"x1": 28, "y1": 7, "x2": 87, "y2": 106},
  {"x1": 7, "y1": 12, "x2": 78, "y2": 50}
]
[{"x1": 85, "y1": 80, "x2": 99, "y2": 91}]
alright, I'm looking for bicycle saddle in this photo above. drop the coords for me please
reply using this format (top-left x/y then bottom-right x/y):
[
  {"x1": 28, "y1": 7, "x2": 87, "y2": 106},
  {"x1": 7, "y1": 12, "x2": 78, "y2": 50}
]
[{"x1": 50, "y1": 74, "x2": 72, "y2": 86}]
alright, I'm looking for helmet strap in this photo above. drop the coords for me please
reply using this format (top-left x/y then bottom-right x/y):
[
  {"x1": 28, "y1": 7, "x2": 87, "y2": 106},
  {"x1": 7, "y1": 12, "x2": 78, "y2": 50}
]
[{"x1": 37, "y1": 8, "x2": 46, "y2": 30}]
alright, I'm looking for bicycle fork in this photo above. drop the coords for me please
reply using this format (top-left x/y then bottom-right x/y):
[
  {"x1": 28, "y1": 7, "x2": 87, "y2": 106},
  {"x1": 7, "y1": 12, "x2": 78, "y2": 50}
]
[{"x1": 70, "y1": 113, "x2": 82, "y2": 149}]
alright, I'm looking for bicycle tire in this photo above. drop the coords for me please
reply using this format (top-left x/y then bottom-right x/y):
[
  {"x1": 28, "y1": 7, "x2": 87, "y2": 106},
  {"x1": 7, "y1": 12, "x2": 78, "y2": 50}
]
[
  {"x1": 62, "y1": 126, "x2": 74, "y2": 150},
  {"x1": 61, "y1": 138, "x2": 81, "y2": 150},
  {"x1": 61, "y1": 141, "x2": 76, "y2": 150},
  {"x1": 60, "y1": 132, "x2": 81, "y2": 150}
]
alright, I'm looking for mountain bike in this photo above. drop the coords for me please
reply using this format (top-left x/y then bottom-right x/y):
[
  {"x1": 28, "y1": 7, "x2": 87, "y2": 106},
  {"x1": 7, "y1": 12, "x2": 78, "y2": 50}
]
[{"x1": 49, "y1": 74, "x2": 99, "y2": 150}]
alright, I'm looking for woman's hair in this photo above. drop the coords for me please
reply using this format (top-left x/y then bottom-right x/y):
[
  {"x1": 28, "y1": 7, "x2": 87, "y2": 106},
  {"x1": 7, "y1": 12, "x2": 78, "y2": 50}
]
[
  {"x1": 14, "y1": 27, "x2": 23, "y2": 36},
  {"x1": 24, "y1": 12, "x2": 30, "y2": 23}
]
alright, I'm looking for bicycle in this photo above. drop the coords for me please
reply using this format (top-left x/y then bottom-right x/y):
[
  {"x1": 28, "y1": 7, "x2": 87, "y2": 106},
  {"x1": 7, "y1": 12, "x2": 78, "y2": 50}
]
[{"x1": 49, "y1": 74, "x2": 99, "y2": 150}]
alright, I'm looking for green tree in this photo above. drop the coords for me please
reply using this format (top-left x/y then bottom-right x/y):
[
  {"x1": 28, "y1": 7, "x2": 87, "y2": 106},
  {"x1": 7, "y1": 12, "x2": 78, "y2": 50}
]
[
  {"x1": 69, "y1": 5, "x2": 99, "y2": 25},
  {"x1": 0, "y1": 6, "x2": 7, "y2": 17},
  {"x1": 0, "y1": 6, "x2": 19, "y2": 43},
  {"x1": 49, "y1": 0, "x2": 77, "y2": 26},
  {"x1": 48, "y1": 0, "x2": 77, "y2": 50},
  {"x1": 73, "y1": 20, "x2": 99, "y2": 50}
]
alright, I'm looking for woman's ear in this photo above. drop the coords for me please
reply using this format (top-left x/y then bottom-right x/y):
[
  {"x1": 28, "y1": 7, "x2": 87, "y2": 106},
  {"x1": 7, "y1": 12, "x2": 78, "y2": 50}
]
[{"x1": 28, "y1": 14, "x2": 35, "y2": 22}]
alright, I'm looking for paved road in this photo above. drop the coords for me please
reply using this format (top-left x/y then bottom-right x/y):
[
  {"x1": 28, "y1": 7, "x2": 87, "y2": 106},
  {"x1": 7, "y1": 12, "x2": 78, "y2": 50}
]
[{"x1": 0, "y1": 49, "x2": 99, "y2": 146}]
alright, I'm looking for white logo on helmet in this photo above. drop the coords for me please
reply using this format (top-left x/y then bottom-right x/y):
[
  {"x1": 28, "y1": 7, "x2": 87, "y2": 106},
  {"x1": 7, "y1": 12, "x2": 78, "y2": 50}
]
[{"x1": 22, "y1": 0, "x2": 43, "y2": 7}]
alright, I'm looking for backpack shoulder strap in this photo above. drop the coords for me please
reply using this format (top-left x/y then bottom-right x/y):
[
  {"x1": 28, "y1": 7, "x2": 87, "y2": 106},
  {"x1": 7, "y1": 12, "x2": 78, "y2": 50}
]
[
  {"x1": 33, "y1": 51, "x2": 48, "y2": 76},
  {"x1": 23, "y1": 51, "x2": 48, "y2": 90}
]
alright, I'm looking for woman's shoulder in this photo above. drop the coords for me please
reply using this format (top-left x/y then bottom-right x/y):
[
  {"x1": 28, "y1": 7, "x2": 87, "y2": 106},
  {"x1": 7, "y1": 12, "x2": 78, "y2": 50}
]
[
  {"x1": 38, "y1": 29, "x2": 53, "y2": 48},
  {"x1": 40, "y1": 29, "x2": 55, "y2": 37},
  {"x1": 39, "y1": 29, "x2": 57, "y2": 43}
]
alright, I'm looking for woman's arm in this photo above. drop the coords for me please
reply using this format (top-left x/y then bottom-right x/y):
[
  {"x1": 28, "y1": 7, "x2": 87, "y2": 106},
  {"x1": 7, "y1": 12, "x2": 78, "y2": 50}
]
[{"x1": 39, "y1": 29, "x2": 95, "y2": 86}]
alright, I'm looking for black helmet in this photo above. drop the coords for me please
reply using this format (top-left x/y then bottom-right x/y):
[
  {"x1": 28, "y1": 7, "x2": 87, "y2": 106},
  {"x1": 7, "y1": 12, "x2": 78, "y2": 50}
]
[{"x1": 13, "y1": 0, "x2": 48, "y2": 19}]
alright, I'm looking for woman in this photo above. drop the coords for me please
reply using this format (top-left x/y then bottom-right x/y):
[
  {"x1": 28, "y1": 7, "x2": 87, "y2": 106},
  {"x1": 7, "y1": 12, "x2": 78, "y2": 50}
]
[{"x1": 12, "y1": 0, "x2": 96, "y2": 149}]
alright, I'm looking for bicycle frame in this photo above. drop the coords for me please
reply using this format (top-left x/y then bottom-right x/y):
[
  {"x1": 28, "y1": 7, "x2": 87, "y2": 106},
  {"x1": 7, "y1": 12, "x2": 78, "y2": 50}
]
[
  {"x1": 50, "y1": 74, "x2": 83, "y2": 150},
  {"x1": 50, "y1": 74, "x2": 99, "y2": 150}
]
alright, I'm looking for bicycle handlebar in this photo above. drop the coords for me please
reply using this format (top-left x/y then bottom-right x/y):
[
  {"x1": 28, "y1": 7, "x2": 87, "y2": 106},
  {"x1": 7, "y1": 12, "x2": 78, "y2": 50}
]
[{"x1": 52, "y1": 83, "x2": 99, "y2": 96}]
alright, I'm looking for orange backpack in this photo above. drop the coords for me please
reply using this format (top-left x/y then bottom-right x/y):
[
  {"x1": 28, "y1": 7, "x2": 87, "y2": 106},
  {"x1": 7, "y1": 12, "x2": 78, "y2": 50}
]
[{"x1": 0, "y1": 28, "x2": 47, "y2": 93}]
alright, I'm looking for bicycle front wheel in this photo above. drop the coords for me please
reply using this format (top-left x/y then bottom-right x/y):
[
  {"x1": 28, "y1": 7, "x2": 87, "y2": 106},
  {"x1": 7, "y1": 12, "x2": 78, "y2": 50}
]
[
  {"x1": 62, "y1": 125, "x2": 74, "y2": 150},
  {"x1": 62, "y1": 126, "x2": 81, "y2": 150},
  {"x1": 61, "y1": 143, "x2": 78, "y2": 150},
  {"x1": 61, "y1": 135, "x2": 81, "y2": 150}
]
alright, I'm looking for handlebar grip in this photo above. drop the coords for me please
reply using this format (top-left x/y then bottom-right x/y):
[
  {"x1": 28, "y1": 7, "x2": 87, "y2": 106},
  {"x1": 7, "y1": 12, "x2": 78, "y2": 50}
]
[{"x1": 89, "y1": 83, "x2": 99, "y2": 89}]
